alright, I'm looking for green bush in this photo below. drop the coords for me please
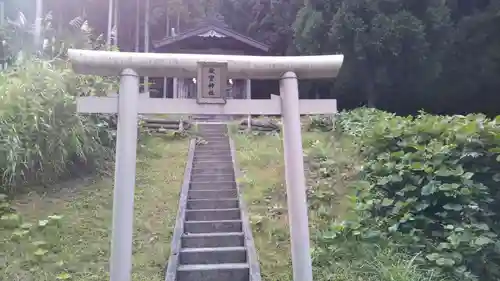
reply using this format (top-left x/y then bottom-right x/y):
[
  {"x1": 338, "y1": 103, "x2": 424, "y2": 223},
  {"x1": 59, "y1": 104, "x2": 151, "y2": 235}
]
[
  {"x1": 303, "y1": 127, "x2": 446, "y2": 281},
  {"x1": 0, "y1": 59, "x2": 117, "y2": 192},
  {"x1": 309, "y1": 109, "x2": 500, "y2": 280}
]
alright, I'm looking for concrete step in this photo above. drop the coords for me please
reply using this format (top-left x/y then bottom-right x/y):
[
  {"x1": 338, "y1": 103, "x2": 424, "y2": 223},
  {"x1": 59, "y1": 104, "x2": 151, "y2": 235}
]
[
  {"x1": 195, "y1": 147, "x2": 231, "y2": 152},
  {"x1": 197, "y1": 137, "x2": 229, "y2": 141},
  {"x1": 200, "y1": 137, "x2": 228, "y2": 141},
  {"x1": 188, "y1": 189, "x2": 238, "y2": 200},
  {"x1": 198, "y1": 136, "x2": 229, "y2": 140},
  {"x1": 196, "y1": 142, "x2": 230, "y2": 146},
  {"x1": 197, "y1": 144, "x2": 230, "y2": 149},
  {"x1": 191, "y1": 166, "x2": 233, "y2": 172},
  {"x1": 196, "y1": 140, "x2": 229, "y2": 144},
  {"x1": 198, "y1": 130, "x2": 228, "y2": 134},
  {"x1": 198, "y1": 132, "x2": 228, "y2": 136},
  {"x1": 179, "y1": 246, "x2": 247, "y2": 265},
  {"x1": 187, "y1": 198, "x2": 239, "y2": 210},
  {"x1": 194, "y1": 155, "x2": 233, "y2": 162},
  {"x1": 192, "y1": 161, "x2": 233, "y2": 169},
  {"x1": 191, "y1": 166, "x2": 234, "y2": 175},
  {"x1": 191, "y1": 174, "x2": 235, "y2": 182},
  {"x1": 195, "y1": 139, "x2": 228, "y2": 143},
  {"x1": 185, "y1": 208, "x2": 241, "y2": 221},
  {"x1": 177, "y1": 263, "x2": 249, "y2": 281},
  {"x1": 181, "y1": 232, "x2": 245, "y2": 248},
  {"x1": 193, "y1": 151, "x2": 232, "y2": 157},
  {"x1": 190, "y1": 181, "x2": 235, "y2": 190},
  {"x1": 200, "y1": 138, "x2": 229, "y2": 143},
  {"x1": 202, "y1": 137, "x2": 229, "y2": 141},
  {"x1": 193, "y1": 159, "x2": 232, "y2": 163},
  {"x1": 184, "y1": 220, "x2": 243, "y2": 233}
]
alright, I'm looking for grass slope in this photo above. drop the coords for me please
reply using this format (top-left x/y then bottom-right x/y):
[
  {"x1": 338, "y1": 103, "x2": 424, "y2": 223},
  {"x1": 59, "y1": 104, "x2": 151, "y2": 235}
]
[
  {"x1": 232, "y1": 130, "x2": 445, "y2": 281},
  {"x1": 232, "y1": 131, "x2": 356, "y2": 281},
  {"x1": 1, "y1": 137, "x2": 188, "y2": 281}
]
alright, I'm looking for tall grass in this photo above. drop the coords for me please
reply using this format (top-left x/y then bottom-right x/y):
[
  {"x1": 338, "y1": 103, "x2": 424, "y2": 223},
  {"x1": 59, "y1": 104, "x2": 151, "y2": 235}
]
[
  {"x1": 313, "y1": 241, "x2": 446, "y2": 281},
  {"x1": 0, "y1": 59, "x2": 117, "y2": 192}
]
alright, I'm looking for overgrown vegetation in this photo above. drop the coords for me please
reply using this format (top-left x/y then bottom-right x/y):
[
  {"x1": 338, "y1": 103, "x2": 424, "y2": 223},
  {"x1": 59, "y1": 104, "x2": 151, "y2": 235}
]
[
  {"x1": 0, "y1": 10, "x2": 118, "y2": 192},
  {"x1": 0, "y1": 59, "x2": 117, "y2": 191},
  {"x1": 309, "y1": 108, "x2": 500, "y2": 281},
  {"x1": 1, "y1": 137, "x2": 188, "y2": 281},
  {"x1": 233, "y1": 125, "x2": 446, "y2": 281}
]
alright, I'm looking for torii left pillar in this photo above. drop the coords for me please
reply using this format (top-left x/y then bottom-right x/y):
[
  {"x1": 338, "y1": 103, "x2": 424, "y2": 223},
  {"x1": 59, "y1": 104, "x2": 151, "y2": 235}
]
[{"x1": 109, "y1": 69, "x2": 139, "y2": 281}]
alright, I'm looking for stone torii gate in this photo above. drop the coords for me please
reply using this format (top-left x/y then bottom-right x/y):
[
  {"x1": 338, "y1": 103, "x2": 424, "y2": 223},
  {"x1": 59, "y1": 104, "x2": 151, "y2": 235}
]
[{"x1": 68, "y1": 49, "x2": 343, "y2": 281}]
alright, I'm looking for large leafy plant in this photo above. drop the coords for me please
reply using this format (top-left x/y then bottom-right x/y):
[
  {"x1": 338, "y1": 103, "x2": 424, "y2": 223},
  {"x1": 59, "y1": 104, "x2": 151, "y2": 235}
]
[{"x1": 312, "y1": 109, "x2": 500, "y2": 281}]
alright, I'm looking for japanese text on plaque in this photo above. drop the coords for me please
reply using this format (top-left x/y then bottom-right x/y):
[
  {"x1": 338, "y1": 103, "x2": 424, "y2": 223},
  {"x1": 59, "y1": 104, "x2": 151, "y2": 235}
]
[{"x1": 207, "y1": 67, "x2": 216, "y2": 96}]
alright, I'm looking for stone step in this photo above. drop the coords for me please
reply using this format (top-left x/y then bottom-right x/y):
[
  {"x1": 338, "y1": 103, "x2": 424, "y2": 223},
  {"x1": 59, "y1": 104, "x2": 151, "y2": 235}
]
[
  {"x1": 194, "y1": 148, "x2": 231, "y2": 152},
  {"x1": 195, "y1": 147, "x2": 231, "y2": 152},
  {"x1": 202, "y1": 137, "x2": 229, "y2": 141},
  {"x1": 188, "y1": 189, "x2": 238, "y2": 200},
  {"x1": 198, "y1": 129, "x2": 228, "y2": 134},
  {"x1": 199, "y1": 132, "x2": 228, "y2": 136},
  {"x1": 177, "y1": 263, "x2": 249, "y2": 281},
  {"x1": 193, "y1": 151, "x2": 232, "y2": 157},
  {"x1": 184, "y1": 220, "x2": 243, "y2": 233},
  {"x1": 200, "y1": 138, "x2": 229, "y2": 143},
  {"x1": 199, "y1": 135, "x2": 229, "y2": 140},
  {"x1": 181, "y1": 232, "x2": 245, "y2": 248},
  {"x1": 196, "y1": 141, "x2": 229, "y2": 144},
  {"x1": 192, "y1": 161, "x2": 233, "y2": 169},
  {"x1": 179, "y1": 246, "x2": 247, "y2": 265},
  {"x1": 187, "y1": 199, "x2": 239, "y2": 210},
  {"x1": 194, "y1": 145, "x2": 229, "y2": 150},
  {"x1": 198, "y1": 144, "x2": 230, "y2": 148},
  {"x1": 197, "y1": 138, "x2": 229, "y2": 141},
  {"x1": 196, "y1": 141, "x2": 229, "y2": 145},
  {"x1": 185, "y1": 208, "x2": 241, "y2": 221},
  {"x1": 191, "y1": 174, "x2": 235, "y2": 182},
  {"x1": 193, "y1": 159, "x2": 231, "y2": 163},
  {"x1": 191, "y1": 168, "x2": 234, "y2": 175},
  {"x1": 200, "y1": 137, "x2": 228, "y2": 141},
  {"x1": 194, "y1": 155, "x2": 233, "y2": 162},
  {"x1": 190, "y1": 181, "x2": 236, "y2": 190}
]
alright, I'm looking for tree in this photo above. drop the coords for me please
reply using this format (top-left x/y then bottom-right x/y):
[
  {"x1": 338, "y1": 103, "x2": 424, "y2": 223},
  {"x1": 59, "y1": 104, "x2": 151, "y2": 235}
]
[
  {"x1": 431, "y1": 0, "x2": 500, "y2": 115},
  {"x1": 294, "y1": 0, "x2": 452, "y2": 109}
]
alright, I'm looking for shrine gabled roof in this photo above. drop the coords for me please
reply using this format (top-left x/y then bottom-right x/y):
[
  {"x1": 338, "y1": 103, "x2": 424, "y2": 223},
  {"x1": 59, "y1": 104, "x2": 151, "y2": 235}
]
[{"x1": 152, "y1": 24, "x2": 270, "y2": 52}]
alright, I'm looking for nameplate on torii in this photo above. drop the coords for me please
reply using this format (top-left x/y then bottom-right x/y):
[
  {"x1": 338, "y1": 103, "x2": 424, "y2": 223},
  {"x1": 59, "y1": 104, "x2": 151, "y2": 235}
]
[{"x1": 196, "y1": 61, "x2": 227, "y2": 104}]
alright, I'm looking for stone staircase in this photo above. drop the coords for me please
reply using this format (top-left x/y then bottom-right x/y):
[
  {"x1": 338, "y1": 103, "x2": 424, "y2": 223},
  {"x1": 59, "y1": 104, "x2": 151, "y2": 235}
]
[{"x1": 165, "y1": 123, "x2": 261, "y2": 281}]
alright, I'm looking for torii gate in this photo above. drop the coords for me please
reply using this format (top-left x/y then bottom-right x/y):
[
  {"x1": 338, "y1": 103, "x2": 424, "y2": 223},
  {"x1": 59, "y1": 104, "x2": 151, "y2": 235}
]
[{"x1": 68, "y1": 49, "x2": 343, "y2": 281}]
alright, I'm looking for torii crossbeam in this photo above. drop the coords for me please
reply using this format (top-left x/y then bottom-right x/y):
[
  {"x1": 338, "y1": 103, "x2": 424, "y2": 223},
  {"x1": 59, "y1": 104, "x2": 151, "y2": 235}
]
[{"x1": 68, "y1": 49, "x2": 344, "y2": 281}]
